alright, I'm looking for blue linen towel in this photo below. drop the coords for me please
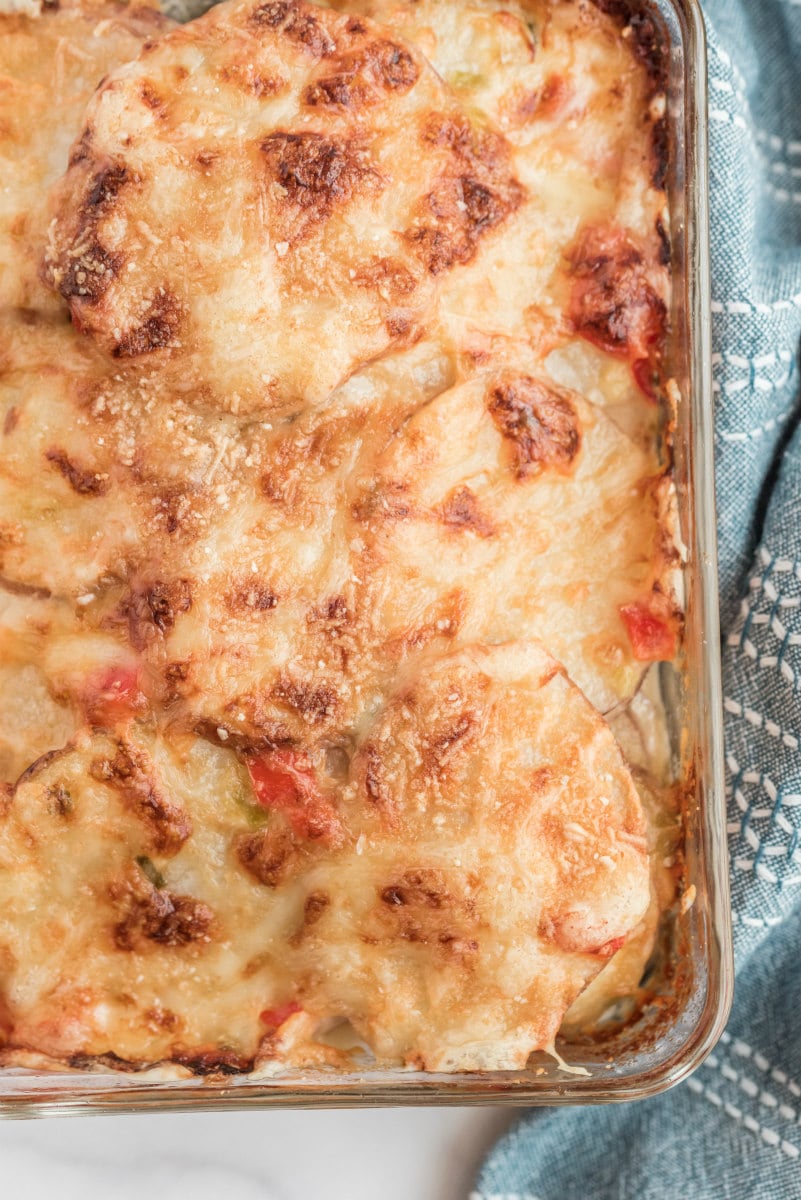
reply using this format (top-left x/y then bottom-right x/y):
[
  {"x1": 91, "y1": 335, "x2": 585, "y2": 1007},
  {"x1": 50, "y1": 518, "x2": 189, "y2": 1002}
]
[{"x1": 473, "y1": 1, "x2": 801, "y2": 1196}]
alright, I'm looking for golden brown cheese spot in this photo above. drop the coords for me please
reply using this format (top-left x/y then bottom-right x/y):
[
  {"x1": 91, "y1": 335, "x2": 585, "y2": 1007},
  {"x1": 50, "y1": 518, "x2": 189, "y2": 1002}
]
[
  {"x1": 112, "y1": 289, "x2": 182, "y2": 358},
  {"x1": 194, "y1": 149, "x2": 219, "y2": 170},
  {"x1": 228, "y1": 584, "x2": 278, "y2": 613},
  {"x1": 288, "y1": 888, "x2": 331, "y2": 944},
  {"x1": 219, "y1": 63, "x2": 287, "y2": 97},
  {"x1": 406, "y1": 117, "x2": 523, "y2": 275},
  {"x1": 372, "y1": 870, "x2": 478, "y2": 962},
  {"x1": 422, "y1": 710, "x2": 479, "y2": 779},
  {"x1": 309, "y1": 595, "x2": 350, "y2": 626},
  {"x1": 487, "y1": 376, "x2": 581, "y2": 478},
  {"x1": 272, "y1": 675, "x2": 339, "y2": 726},
  {"x1": 438, "y1": 486, "x2": 494, "y2": 537},
  {"x1": 360, "y1": 742, "x2": 396, "y2": 823},
  {"x1": 140, "y1": 79, "x2": 167, "y2": 116},
  {"x1": 57, "y1": 240, "x2": 123, "y2": 305},
  {"x1": 111, "y1": 870, "x2": 214, "y2": 951},
  {"x1": 149, "y1": 484, "x2": 202, "y2": 538},
  {"x1": 121, "y1": 579, "x2": 193, "y2": 650},
  {"x1": 85, "y1": 163, "x2": 130, "y2": 210},
  {"x1": 352, "y1": 479, "x2": 414, "y2": 524},
  {"x1": 385, "y1": 314, "x2": 412, "y2": 339},
  {"x1": 302, "y1": 890, "x2": 330, "y2": 925},
  {"x1": 250, "y1": 0, "x2": 336, "y2": 57},
  {"x1": 52, "y1": 165, "x2": 131, "y2": 304},
  {"x1": 44, "y1": 448, "x2": 109, "y2": 497},
  {"x1": 69, "y1": 126, "x2": 95, "y2": 169},
  {"x1": 90, "y1": 743, "x2": 191, "y2": 855},
  {"x1": 260, "y1": 132, "x2": 380, "y2": 224},
  {"x1": 352, "y1": 256, "x2": 418, "y2": 299},
  {"x1": 46, "y1": 784, "x2": 73, "y2": 818},
  {"x1": 236, "y1": 824, "x2": 299, "y2": 888},
  {"x1": 303, "y1": 40, "x2": 419, "y2": 109}
]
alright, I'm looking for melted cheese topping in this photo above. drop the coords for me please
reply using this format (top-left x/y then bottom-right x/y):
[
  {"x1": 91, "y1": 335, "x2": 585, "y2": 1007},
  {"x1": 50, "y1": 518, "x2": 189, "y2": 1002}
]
[
  {"x1": 0, "y1": 0, "x2": 173, "y2": 314},
  {"x1": 0, "y1": 0, "x2": 676, "y2": 1075},
  {"x1": 326, "y1": 0, "x2": 669, "y2": 445},
  {"x1": 0, "y1": 642, "x2": 648, "y2": 1071},
  {"x1": 43, "y1": 0, "x2": 522, "y2": 413}
]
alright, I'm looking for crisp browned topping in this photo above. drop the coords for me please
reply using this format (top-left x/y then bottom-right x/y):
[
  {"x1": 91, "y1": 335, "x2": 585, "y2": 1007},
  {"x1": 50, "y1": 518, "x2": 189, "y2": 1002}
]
[
  {"x1": 113, "y1": 290, "x2": 182, "y2": 358},
  {"x1": 121, "y1": 579, "x2": 193, "y2": 650},
  {"x1": 228, "y1": 584, "x2": 278, "y2": 613},
  {"x1": 487, "y1": 377, "x2": 581, "y2": 477},
  {"x1": 405, "y1": 116, "x2": 524, "y2": 275},
  {"x1": 90, "y1": 742, "x2": 191, "y2": 854},
  {"x1": 56, "y1": 240, "x2": 123, "y2": 304},
  {"x1": 0, "y1": 0, "x2": 672, "y2": 1077},
  {"x1": 46, "y1": 784, "x2": 73, "y2": 818},
  {"x1": 567, "y1": 224, "x2": 667, "y2": 362},
  {"x1": 438, "y1": 486, "x2": 495, "y2": 537},
  {"x1": 45, "y1": 448, "x2": 109, "y2": 496},
  {"x1": 237, "y1": 824, "x2": 298, "y2": 888},
  {"x1": 303, "y1": 39, "x2": 418, "y2": 108},
  {"x1": 140, "y1": 80, "x2": 167, "y2": 115},
  {"x1": 260, "y1": 131, "x2": 381, "y2": 224},
  {"x1": 250, "y1": 0, "x2": 336, "y2": 55},
  {"x1": 352, "y1": 256, "x2": 418, "y2": 298},
  {"x1": 272, "y1": 676, "x2": 339, "y2": 726},
  {"x1": 112, "y1": 871, "x2": 214, "y2": 950}
]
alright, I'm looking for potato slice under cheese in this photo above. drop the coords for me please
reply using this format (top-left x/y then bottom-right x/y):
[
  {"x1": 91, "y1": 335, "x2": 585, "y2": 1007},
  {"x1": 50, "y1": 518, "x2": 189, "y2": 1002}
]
[
  {"x1": 43, "y1": 0, "x2": 522, "y2": 412},
  {"x1": 291, "y1": 641, "x2": 651, "y2": 1071},
  {"x1": 0, "y1": 641, "x2": 649, "y2": 1072},
  {"x1": 325, "y1": 0, "x2": 670, "y2": 443},
  {"x1": 353, "y1": 365, "x2": 678, "y2": 713},
  {"x1": 0, "y1": 0, "x2": 173, "y2": 315},
  {"x1": 0, "y1": 726, "x2": 317, "y2": 1067}
]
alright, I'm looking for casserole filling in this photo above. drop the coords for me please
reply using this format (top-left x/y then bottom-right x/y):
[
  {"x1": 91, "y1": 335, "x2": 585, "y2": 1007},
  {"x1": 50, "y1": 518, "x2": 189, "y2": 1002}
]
[{"x1": 0, "y1": 0, "x2": 678, "y2": 1074}]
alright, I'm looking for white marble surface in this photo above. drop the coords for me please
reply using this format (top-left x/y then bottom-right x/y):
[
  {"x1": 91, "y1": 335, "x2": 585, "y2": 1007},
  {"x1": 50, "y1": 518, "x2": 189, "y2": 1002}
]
[{"x1": 0, "y1": 1105, "x2": 513, "y2": 1199}]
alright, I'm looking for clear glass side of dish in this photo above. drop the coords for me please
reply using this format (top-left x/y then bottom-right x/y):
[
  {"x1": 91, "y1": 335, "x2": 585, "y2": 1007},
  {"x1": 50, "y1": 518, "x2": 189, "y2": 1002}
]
[{"x1": 0, "y1": 0, "x2": 732, "y2": 1114}]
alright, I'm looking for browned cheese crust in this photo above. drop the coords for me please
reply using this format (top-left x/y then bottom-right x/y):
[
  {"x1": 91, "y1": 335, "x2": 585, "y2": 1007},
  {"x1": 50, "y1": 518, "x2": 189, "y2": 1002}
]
[
  {"x1": 324, "y1": 0, "x2": 670, "y2": 446},
  {"x1": 0, "y1": 0, "x2": 678, "y2": 1075},
  {"x1": 0, "y1": 643, "x2": 648, "y2": 1071},
  {"x1": 0, "y1": 0, "x2": 174, "y2": 315},
  {"x1": 43, "y1": 0, "x2": 523, "y2": 412}
]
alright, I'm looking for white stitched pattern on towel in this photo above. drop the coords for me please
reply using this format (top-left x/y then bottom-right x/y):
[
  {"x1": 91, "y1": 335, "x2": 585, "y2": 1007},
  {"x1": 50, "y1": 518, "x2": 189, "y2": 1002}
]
[
  {"x1": 719, "y1": 1032, "x2": 801, "y2": 1101},
  {"x1": 704, "y1": 1053, "x2": 799, "y2": 1123},
  {"x1": 723, "y1": 697, "x2": 799, "y2": 750},
  {"x1": 686, "y1": 1077, "x2": 801, "y2": 1160},
  {"x1": 718, "y1": 405, "x2": 796, "y2": 443}
]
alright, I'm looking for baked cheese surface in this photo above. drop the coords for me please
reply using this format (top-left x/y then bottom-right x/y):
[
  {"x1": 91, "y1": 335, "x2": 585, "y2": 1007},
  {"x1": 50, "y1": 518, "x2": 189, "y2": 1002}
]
[
  {"x1": 0, "y1": 0, "x2": 173, "y2": 314},
  {"x1": 43, "y1": 0, "x2": 522, "y2": 413},
  {"x1": 0, "y1": 0, "x2": 677, "y2": 1076},
  {"x1": 0, "y1": 642, "x2": 648, "y2": 1071}
]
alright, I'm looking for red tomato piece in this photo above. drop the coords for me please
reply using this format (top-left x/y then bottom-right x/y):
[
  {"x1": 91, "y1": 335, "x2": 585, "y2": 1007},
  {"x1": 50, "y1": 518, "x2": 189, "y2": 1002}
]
[
  {"x1": 259, "y1": 1001, "x2": 302, "y2": 1030},
  {"x1": 246, "y1": 750, "x2": 343, "y2": 844},
  {"x1": 567, "y1": 224, "x2": 666, "y2": 365},
  {"x1": 620, "y1": 600, "x2": 677, "y2": 662},
  {"x1": 83, "y1": 664, "x2": 142, "y2": 724}
]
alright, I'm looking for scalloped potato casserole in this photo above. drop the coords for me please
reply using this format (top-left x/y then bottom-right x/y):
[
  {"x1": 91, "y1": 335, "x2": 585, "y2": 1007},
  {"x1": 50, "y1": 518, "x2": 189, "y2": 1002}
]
[{"x1": 0, "y1": 0, "x2": 682, "y2": 1076}]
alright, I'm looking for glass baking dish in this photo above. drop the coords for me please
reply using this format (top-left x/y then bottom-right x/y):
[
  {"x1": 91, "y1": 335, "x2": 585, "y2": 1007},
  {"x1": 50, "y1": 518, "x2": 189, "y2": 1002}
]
[{"x1": 0, "y1": 0, "x2": 732, "y2": 1115}]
